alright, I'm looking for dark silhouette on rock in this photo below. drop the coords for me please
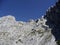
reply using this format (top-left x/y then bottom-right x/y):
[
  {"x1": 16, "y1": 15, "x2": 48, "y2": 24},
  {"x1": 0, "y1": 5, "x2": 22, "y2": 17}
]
[{"x1": 44, "y1": 0, "x2": 60, "y2": 45}]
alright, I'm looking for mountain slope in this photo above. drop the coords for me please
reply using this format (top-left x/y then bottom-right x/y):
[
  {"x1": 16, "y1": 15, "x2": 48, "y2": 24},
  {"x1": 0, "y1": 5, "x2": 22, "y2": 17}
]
[
  {"x1": 0, "y1": 0, "x2": 60, "y2": 45},
  {"x1": 0, "y1": 15, "x2": 57, "y2": 45}
]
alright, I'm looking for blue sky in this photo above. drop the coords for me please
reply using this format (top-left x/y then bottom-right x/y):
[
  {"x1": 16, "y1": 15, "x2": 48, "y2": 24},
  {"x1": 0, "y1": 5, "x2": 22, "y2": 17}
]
[{"x1": 0, "y1": 0, "x2": 56, "y2": 21}]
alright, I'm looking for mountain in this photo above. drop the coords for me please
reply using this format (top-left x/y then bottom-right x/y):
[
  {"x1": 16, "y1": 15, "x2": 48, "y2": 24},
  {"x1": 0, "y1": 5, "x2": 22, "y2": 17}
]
[
  {"x1": 0, "y1": 0, "x2": 60, "y2": 45},
  {"x1": 0, "y1": 15, "x2": 57, "y2": 45}
]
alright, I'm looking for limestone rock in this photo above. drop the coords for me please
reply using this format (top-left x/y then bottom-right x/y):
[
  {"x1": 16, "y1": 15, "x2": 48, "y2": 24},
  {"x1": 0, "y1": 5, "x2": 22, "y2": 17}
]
[{"x1": 0, "y1": 15, "x2": 57, "y2": 45}]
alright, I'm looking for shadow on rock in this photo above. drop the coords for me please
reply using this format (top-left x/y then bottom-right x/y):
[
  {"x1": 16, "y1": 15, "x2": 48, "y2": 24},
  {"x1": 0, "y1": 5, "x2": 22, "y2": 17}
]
[{"x1": 44, "y1": 0, "x2": 60, "y2": 45}]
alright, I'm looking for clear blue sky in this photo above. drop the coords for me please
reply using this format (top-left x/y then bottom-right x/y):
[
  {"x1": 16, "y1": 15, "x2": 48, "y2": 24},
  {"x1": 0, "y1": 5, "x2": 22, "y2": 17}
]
[{"x1": 0, "y1": 0, "x2": 56, "y2": 21}]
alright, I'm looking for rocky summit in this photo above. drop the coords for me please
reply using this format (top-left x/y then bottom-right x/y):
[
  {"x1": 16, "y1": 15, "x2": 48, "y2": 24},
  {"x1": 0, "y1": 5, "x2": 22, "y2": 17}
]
[
  {"x1": 0, "y1": 0, "x2": 60, "y2": 45},
  {"x1": 0, "y1": 15, "x2": 57, "y2": 45}
]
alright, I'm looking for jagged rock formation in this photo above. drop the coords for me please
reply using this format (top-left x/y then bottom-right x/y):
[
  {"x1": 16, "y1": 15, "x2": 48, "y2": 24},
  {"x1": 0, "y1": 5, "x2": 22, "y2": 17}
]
[
  {"x1": 44, "y1": 0, "x2": 60, "y2": 25},
  {"x1": 44, "y1": 0, "x2": 60, "y2": 45},
  {"x1": 0, "y1": 15, "x2": 57, "y2": 45},
  {"x1": 0, "y1": 0, "x2": 60, "y2": 45}
]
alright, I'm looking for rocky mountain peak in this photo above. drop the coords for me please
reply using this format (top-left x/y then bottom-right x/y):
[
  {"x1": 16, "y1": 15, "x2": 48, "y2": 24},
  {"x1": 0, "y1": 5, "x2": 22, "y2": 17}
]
[{"x1": 0, "y1": 0, "x2": 60, "y2": 45}]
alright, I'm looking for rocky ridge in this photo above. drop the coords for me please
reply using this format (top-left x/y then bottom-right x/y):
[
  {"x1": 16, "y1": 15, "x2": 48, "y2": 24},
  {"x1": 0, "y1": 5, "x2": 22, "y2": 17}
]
[
  {"x1": 0, "y1": 15, "x2": 57, "y2": 45},
  {"x1": 0, "y1": 0, "x2": 60, "y2": 45}
]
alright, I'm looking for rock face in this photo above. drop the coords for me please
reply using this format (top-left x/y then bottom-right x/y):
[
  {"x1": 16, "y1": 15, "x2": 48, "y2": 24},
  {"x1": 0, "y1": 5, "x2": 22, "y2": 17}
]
[
  {"x1": 44, "y1": 0, "x2": 60, "y2": 45},
  {"x1": 0, "y1": 15, "x2": 57, "y2": 45},
  {"x1": 44, "y1": 0, "x2": 60, "y2": 25},
  {"x1": 44, "y1": 0, "x2": 60, "y2": 42}
]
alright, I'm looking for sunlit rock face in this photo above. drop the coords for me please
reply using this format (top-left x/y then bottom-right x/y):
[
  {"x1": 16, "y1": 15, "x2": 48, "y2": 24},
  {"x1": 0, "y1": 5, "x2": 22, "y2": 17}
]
[{"x1": 0, "y1": 15, "x2": 57, "y2": 45}]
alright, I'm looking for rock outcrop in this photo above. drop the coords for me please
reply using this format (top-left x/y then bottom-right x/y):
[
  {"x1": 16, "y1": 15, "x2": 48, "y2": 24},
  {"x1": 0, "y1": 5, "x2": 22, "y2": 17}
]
[
  {"x1": 0, "y1": 0, "x2": 60, "y2": 45},
  {"x1": 0, "y1": 15, "x2": 57, "y2": 45},
  {"x1": 44, "y1": 0, "x2": 60, "y2": 45}
]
